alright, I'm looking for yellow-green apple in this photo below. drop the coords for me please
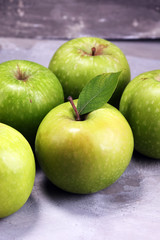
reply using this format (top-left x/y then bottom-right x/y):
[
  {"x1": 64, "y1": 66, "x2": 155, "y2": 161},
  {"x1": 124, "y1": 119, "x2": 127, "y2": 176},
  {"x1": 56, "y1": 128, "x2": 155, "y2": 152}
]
[
  {"x1": 48, "y1": 37, "x2": 130, "y2": 107},
  {"x1": 0, "y1": 123, "x2": 35, "y2": 218},
  {"x1": 35, "y1": 101, "x2": 134, "y2": 194},
  {"x1": 120, "y1": 70, "x2": 160, "y2": 159},
  {"x1": 0, "y1": 60, "x2": 64, "y2": 146}
]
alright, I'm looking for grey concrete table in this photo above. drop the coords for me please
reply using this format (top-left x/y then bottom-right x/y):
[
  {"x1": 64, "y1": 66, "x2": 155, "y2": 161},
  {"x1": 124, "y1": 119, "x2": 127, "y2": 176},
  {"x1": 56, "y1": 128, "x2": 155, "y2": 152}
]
[{"x1": 0, "y1": 38, "x2": 160, "y2": 240}]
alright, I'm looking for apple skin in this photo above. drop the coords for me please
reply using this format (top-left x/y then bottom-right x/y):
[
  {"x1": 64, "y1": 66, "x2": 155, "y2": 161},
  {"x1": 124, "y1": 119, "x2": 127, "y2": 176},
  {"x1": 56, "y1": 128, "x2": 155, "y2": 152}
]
[
  {"x1": 35, "y1": 101, "x2": 134, "y2": 194},
  {"x1": 48, "y1": 37, "x2": 130, "y2": 107},
  {"x1": 0, "y1": 60, "x2": 64, "y2": 146},
  {"x1": 0, "y1": 123, "x2": 35, "y2": 218},
  {"x1": 120, "y1": 70, "x2": 160, "y2": 159}
]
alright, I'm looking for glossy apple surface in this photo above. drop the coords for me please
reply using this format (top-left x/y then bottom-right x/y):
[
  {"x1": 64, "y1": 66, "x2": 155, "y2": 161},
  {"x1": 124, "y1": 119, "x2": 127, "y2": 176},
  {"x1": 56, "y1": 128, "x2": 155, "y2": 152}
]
[
  {"x1": 120, "y1": 70, "x2": 160, "y2": 159},
  {"x1": 35, "y1": 101, "x2": 134, "y2": 194},
  {"x1": 0, "y1": 123, "x2": 35, "y2": 218},
  {"x1": 49, "y1": 37, "x2": 130, "y2": 107},
  {"x1": 0, "y1": 60, "x2": 64, "y2": 146}
]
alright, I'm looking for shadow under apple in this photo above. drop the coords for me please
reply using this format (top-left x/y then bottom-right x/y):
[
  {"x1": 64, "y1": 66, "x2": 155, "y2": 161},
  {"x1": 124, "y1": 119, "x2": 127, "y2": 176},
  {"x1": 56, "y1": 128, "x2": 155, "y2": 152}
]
[
  {"x1": 133, "y1": 150, "x2": 160, "y2": 166},
  {"x1": 0, "y1": 193, "x2": 39, "y2": 240},
  {"x1": 40, "y1": 160, "x2": 143, "y2": 218}
]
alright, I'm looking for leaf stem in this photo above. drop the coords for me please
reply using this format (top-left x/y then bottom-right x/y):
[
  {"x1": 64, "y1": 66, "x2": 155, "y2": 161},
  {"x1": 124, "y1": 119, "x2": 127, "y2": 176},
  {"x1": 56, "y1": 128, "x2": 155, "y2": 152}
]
[{"x1": 67, "y1": 96, "x2": 81, "y2": 121}]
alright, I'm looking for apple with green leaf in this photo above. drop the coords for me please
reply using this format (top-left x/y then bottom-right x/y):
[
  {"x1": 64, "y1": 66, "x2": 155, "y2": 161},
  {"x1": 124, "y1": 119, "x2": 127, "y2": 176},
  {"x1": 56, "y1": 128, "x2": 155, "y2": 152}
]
[
  {"x1": 120, "y1": 70, "x2": 160, "y2": 159},
  {"x1": 48, "y1": 37, "x2": 130, "y2": 107},
  {"x1": 0, "y1": 60, "x2": 64, "y2": 147},
  {"x1": 35, "y1": 72, "x2": 134, "y2": 194},
  {"x1": 0, "y1": 123, "x2": 35, "y2": 218}
]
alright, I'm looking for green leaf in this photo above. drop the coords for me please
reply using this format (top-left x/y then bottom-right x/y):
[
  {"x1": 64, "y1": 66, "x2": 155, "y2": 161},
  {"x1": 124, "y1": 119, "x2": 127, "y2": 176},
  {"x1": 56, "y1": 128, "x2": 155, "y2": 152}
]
[{"x1": 77, "y1": 72, "x2": 121, "y2": 115}]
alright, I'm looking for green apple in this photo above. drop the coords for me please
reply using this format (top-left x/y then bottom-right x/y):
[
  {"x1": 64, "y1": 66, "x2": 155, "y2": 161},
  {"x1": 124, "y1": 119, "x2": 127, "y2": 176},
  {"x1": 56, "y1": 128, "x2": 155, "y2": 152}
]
[
  {"x1": 0, "y1": 123, "x2": 35, "y2": 218},
  {"x1": 0, "y1": 60, "x2": 64, "y2": 146},
  {"x1": 35, "y1": 100, "x2": 133, "y2": 194},
  {"x1": 48, "y1": 37, "x2": 130, "y2": 107},
  {"x1": 120, "y1": 70, "x2": 160, "y2": 159}
]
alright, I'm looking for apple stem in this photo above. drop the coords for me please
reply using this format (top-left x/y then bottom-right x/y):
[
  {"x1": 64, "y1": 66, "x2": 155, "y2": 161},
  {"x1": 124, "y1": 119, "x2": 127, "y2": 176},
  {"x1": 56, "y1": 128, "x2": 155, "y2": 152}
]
[
  {"x1": 67, "y1": 96, "x2": 81, "y2": 121},
  {"x1": 92, "y1": 47, "x2": 96, "y2": 56},
  {"x1": 15, "y1": 64, "x2": 29, "y2": 81}
]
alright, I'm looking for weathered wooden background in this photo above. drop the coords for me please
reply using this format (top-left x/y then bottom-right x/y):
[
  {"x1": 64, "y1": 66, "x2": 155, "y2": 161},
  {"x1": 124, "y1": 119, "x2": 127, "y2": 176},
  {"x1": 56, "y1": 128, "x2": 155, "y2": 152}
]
[{"x1": 0, "y1": 0, "x2": 160, "y2": 39}]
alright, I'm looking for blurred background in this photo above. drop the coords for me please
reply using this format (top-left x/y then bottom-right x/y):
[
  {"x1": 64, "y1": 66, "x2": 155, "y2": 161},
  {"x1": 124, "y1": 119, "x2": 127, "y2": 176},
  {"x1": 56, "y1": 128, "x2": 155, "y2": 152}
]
[{"x1": 0, "y1": 0, "x2": 160, "y2": 40}]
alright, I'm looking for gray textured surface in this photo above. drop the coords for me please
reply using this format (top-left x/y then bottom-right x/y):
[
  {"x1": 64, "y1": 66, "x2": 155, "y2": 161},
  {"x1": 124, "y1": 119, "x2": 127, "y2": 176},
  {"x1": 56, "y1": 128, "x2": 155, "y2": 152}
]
[
  {"x1": 0, "y1": 38, "x2": 160, "y2": 240},
  {"x1": 0, "y1": 0, "x2": 160, "y2": 39}
]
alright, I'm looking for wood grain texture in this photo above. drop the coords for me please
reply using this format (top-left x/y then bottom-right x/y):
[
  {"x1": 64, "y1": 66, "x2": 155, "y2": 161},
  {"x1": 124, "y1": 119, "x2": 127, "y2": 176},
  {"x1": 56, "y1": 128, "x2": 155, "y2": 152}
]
[{"x1": 0, "y1": 0, "x2": 160, "y2": 39}]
